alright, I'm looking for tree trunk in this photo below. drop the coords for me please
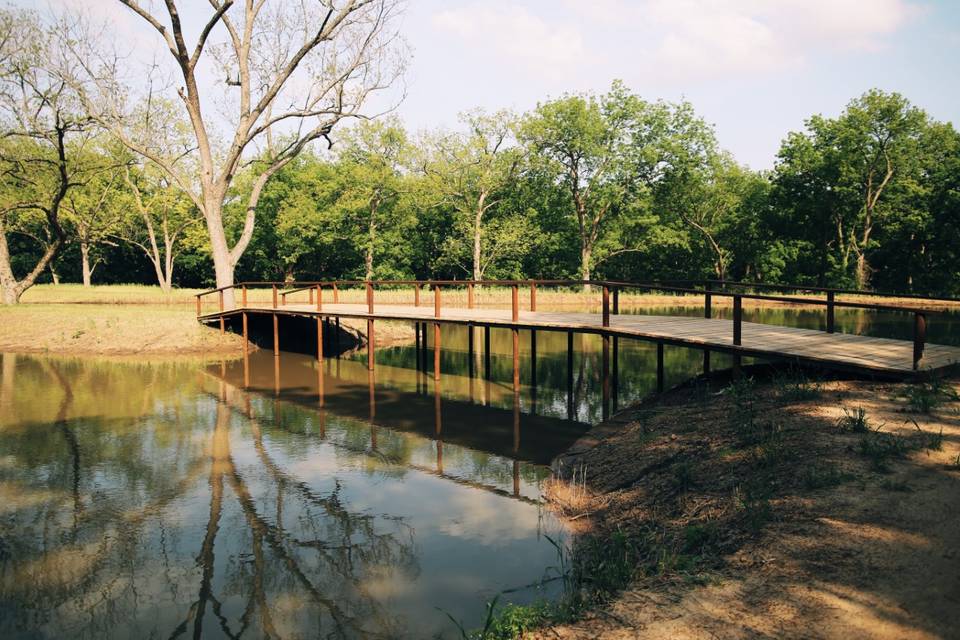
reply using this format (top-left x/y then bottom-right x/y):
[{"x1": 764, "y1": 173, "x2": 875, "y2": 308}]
[
  {"x1": 50, "y1": 263, "x2": 60, "y2": 285},
  {"x1": 473, "y1": 197, "x2": 484, "y2": 282},
  {"x1": 80, "y1": 241, "x2": 93, "y2": 287},
  {"x1": 204, "y1": 199, "x2": 236, "y2": 308},
  {"x1": 580, "y1": 244, "x2": 592, "y2": 292}
]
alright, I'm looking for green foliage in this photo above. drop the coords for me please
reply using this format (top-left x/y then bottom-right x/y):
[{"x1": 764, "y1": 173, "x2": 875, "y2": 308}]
[
  {"x1": 836, "y1": 407, "x2": 872, "y2": 433},
  {"x1": 900, "y1": 380, "x2": 960, "y2": 413}
]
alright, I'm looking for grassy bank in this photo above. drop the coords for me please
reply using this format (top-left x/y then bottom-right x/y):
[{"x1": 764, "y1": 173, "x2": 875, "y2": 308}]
[
  {"x1": 459, "y1": 371, "x2": 960, "y2": 639},
  {"x1": 0, "y1": 303, "x2": 243, "y2": 356}
]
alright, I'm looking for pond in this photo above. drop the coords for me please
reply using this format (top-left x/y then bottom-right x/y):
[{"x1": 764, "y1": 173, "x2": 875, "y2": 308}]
[
  {"x1": 0, "y1": 352, "x2": 574, "y2": 639},
  {"x1": 1, "y1": 306, "x2": 957, "y2": 638}
]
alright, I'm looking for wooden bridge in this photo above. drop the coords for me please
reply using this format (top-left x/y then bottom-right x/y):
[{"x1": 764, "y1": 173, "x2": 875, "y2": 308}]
[{"x1": 197, "y1": 279, "x2": 960, "y2": 411}]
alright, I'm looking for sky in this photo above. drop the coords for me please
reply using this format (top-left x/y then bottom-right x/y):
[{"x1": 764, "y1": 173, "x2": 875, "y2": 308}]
[
  {"x1": 24, "y1": 0, "x2": 960, "y2": 170},
  {"x1": 393, "y1": 0, "x2": 960, "y2": 168}
]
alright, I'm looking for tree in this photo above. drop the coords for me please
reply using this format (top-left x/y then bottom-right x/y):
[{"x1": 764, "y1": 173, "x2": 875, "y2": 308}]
[
  {"x1": 422, "y1": 110, "x2": 525, "y2": 281},
  {"x1": 0, "y1": 9, "x2": 94, "y2": 303},
  {"x1": 118, "y1": 162, "x2": 201, "y2": 292},
  {"x1": 520, "y1": 82, "x2": 717, "y2": 288},
  {"x1": 335, "y1": 118, "x2": 410, "y2": 280},
  {"x1": 773, "y1": 90, "x2": 926, "y2": 288},
  {"x1": 62, "y1": 147, "x2": 127, "y2": 286},
  {"x1": 66, "y1": 0, "x2": 407, "y2": 303}
]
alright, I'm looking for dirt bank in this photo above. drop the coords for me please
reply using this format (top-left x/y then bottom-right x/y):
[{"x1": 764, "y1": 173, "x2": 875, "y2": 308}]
[{"x1": 539, "y1": 372, "x2": 960, "y2": 640}]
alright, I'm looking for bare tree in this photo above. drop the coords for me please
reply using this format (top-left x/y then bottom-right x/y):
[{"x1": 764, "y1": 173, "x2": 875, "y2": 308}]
[
  {"x1": 63, "y1": 0, "x2": 407, "y2": 306},
  {"x1": 422, "y1": 110, "x2": 523, "y2": 281},
  {"x1": 0, "y1": 9, "x2": 94, "y2": 304},
  {"x1": 118, "y1": 163, "x2": 200, "y2": 292}
]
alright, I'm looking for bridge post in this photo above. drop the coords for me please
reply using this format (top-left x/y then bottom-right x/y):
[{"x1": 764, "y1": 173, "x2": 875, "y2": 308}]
[
  {"x1": 468, "y1": 325, "x2": 475, "y2": 378},
  {"x1": 484, "y1": 326, "x2": 491, "y2": 380},
  {"x1": 316, "y1": 285, "x2": 322, "y2": 311},
  {"x1": 242, "y1": 285, "x2": 247, "y2": 307},
  {"x1": 218, "y1": 290, "x2": 225, "y2": 334},
  {"x1": 612, "y1": 335, "x2": 618, "y2": 410},
  {"x1": 530, "y1": 329, "x2": 537, "y2": 390},
  {"x1": 332, "y1": 283, "x2": 339, "y2": 303},
  {"x1": 602, "y1": 334, "x2": 610, "y2": 420},
  {"x1": 613, "y1": 287, "x2": 619, "y2": 314},
  {"x1": 567, "y1": 331, "x2": 574, "y2": 420},
  {"x1": 704, "y1": 283, "x2": 712, "y2": 374},
  {"x1": 732, "y1": 295, "x2": 742, "y2": 374},
  {"x1": 530, "y1": 281, "x2": 537, "y2": 312},
  {"x1": 434, "y1": 285, "x2": 441, "y2": 380},
  {"x1": 913, "y1": 312, "x2": 926, "y2": 371},
  {"x1": 512, "y1": 327, "x2": 520, "y2": 392},
  {"x1": 316, "y1": 317, "x2": 323, "y2": 361},
  {"x1": 602, "y1": 286, "x2": 610, "y2": 327},
  {"x1": 368, "y1": 319, "x2": 375, "y2": 371},
  {"x1": 309, "y1": 286, "x2": 314, "y2": 305},
  {"x1": 272, "y1": 284, "x2": 278, "y2": 309},
  {"x1": 242, "y1": 312, "x2": 249, "y2": 354},
  {"x1": 273, "y1": 314, "x2": 279, "y2": 357},
  {"x1": 415, "y1": 283, "x2": 421, "y2": 307},
  {"x1": 468, "y1": 283, "x2": 475, "y2": 309},
  {"x1": 196, "y1": 294, "x2": 201, "y2": 316},
  {"x1": 512, "y1": 285, "x2": 519, "y2": 322},
  {"x1": 826, "y1": 291, "x2": 835, "y2": 333},
  {"x1": 366, "y1": 281, "x2": 374, "y2": 314}
]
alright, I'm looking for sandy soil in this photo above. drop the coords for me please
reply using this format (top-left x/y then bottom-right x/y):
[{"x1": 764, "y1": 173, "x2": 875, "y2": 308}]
[{"x1": 540, "y1": 374, "x2": 960, "y2": 640}]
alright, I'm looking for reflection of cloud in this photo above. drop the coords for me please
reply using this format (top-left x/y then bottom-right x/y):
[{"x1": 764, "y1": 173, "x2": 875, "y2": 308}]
[{"x1": 435, "y1": 486, "x2": 548, "y2": 543}]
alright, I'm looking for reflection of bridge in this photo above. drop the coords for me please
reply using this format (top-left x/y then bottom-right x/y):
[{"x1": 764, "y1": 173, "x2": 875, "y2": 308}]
[
  {"x1": 199, "y1": 279, "x2": 960, "y2": 419},
  {"x1": 207, "y1": 353, "x2": 589, "y2": 501}
]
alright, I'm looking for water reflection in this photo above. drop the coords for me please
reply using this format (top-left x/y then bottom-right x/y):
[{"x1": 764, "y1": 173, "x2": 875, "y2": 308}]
[{"x1": 0, "y1": 353, "x2": 567, "y2": 639}]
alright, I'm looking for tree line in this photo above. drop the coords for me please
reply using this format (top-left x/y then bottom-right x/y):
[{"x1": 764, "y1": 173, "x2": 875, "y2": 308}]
[{"x1": 2, "y1": 4, "x2": 958, "y2": 304}]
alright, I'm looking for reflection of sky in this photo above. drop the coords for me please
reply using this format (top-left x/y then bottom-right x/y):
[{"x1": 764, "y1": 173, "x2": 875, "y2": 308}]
[{"x1": 0, "y1": 353, "x2": 570, "y2": 640}]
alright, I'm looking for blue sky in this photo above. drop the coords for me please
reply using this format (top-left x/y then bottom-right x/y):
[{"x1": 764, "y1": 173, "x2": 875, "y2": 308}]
[
  {"x1": 30, "y1": 0, "x2": 960, "y2": 170},
  {"x1": 394, "y1": 0, "x2": 960, "y2": 168}
]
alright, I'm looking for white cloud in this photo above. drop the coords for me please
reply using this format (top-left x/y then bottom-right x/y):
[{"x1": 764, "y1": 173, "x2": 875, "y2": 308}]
[
  {"x1": 559, "y1": 0, "x2": 921, "y2": 80},
  {"x1": 431, "y1": 2, "x2": 592, "y2": 77}
]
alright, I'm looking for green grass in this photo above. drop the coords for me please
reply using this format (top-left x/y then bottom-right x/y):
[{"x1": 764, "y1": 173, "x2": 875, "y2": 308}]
[{"x1": 900, "y1": 379, "x2": 960, "y2": 414}]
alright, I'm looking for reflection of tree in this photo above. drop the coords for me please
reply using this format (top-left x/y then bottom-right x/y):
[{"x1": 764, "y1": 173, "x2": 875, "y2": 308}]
[
  {"x1": 1, "y1": 356, "x2": 422, "y2": 639},
  {"x1": 173, "y1": 383, "x2": 419, "y2": 639}
]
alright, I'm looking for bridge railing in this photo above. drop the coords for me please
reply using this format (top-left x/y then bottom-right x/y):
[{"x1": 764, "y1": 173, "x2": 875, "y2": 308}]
[{"x1": 195, "y1": 278, "x2": 955, "y2": 370}]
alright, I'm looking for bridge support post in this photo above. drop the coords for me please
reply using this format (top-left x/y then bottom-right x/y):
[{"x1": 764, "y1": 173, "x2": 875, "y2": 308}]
[
  {"x1": 704, "y1": 284, "x2": 712, "y2": 374},
  {"x1": 316, "y1": 317, "x2": 323, "y2": 361},
  {"x1": 367, "y1": 319, "x2": 375, "y2": 371},
  {"x1": 612, "y1": 335, "x2": 618, "y2": 410},
  {"x1": 273, "y1": 314, "x2": 279, "y2": 357},
  {"x1": 512, "y1": 328, "x2": 520, "y2": 392},
  {"x1": 242, "y1": 312, "x2": 249, "y2": 354},
  {"x1": 434, "y1": 323, "x2": 441, "y2": 381},
  {"x1": 602, "y1": 334, "x2": 610, "y2": 421},
  {"x1": 530, "y1": 329, "x2": 537, "y2": 413},
  {"x1": 484, "y1": 326, "x2": 491, "y2": 380},
  {"x1": 468, "y1": 325, "x2": 475, "y2": 378},
  {"x1": 826, "y1": 291, "x2": 835, "y2": 333},
  {"x1": 732, "y1": 295, "x2": 742, "y2": 375},
  {"x1": 567, "y1": 331, "x2": 574, "y2": 420}
]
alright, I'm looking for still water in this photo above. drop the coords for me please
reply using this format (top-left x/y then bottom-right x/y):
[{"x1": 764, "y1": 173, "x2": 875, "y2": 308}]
[{"x1": 1, "y1": 306, "x2": 957, "y2": 639}]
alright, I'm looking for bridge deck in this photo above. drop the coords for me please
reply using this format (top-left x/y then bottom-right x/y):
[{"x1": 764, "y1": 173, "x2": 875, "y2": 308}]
[{"x1": 201, "y1": 303, "x2": 960, "y2": 377}]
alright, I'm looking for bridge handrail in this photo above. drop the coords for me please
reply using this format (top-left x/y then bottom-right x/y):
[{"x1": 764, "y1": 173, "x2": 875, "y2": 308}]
[{"x1": 195, "y1": 278, "x2": 945, "y2": 369}]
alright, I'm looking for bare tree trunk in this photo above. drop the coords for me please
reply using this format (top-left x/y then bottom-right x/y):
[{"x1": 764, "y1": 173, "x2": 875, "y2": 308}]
[
  {"x1": 205, "y1": 198, "x2": 236, "y2": 306},
  {"x1": 473, "y1": 197, "x2": 484, "y2": 282},
  {"x1": 50, "y1": 262, "x2": 60, "y2": 285},
  {"x1": 0, "y1": 216, "x2": 62, "y2": 304},
  {"x1": 80, "y1": 241, "x2": 93, "y2": 287},
  {"x1": 580, "y1": 241, "x2": 592, "y2": 292}
]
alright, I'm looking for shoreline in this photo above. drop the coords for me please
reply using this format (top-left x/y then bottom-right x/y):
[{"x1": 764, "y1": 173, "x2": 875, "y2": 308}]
[{"x1": 520, "y1": 368, "x2": 960, "y2": 639}]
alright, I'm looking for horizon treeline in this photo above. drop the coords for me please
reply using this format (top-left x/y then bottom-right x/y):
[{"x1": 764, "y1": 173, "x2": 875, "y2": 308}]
[{"x1": 7, "y1": 83, "x2": 960, "y2": 296}]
